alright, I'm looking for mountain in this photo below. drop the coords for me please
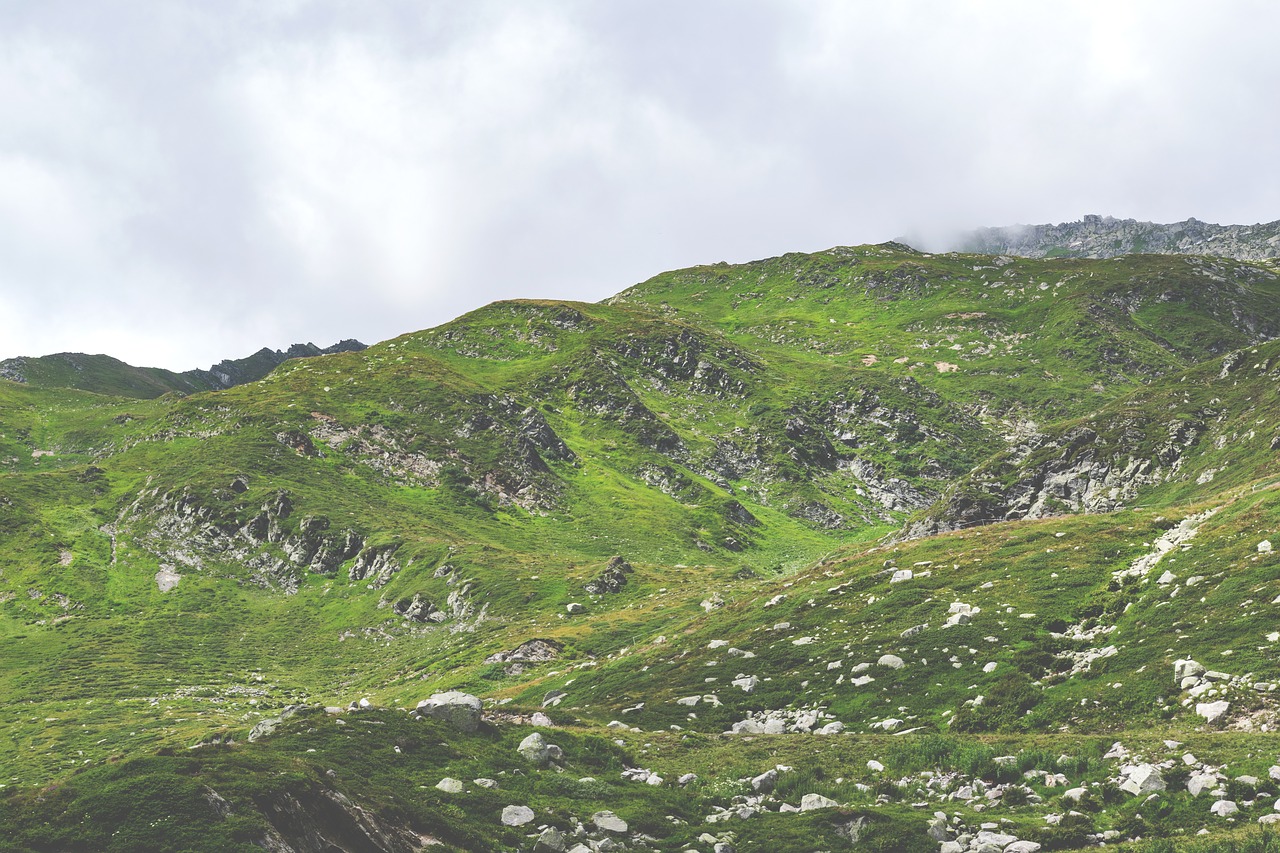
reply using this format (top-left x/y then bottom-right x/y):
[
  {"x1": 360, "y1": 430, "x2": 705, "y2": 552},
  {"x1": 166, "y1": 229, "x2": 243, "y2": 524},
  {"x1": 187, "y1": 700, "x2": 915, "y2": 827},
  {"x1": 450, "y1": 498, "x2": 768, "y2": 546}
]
[
  {"x1": 0, "y1": 338, "x2": 367, "y2": 399},
  {"x1": 957, "y1": 214, "x2": 1280, "y2": 262},
  {"x1": 3, "y1": 244, "x2": 1280, "y2": 851}
]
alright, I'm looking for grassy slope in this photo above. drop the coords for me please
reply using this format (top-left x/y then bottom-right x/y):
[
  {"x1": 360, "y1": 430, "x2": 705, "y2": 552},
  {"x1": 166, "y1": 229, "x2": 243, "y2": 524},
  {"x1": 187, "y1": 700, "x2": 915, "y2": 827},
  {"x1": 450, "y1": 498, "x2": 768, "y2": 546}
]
[{"x1": 2, "y1": 248, "x2": 1280, "y2": 849}]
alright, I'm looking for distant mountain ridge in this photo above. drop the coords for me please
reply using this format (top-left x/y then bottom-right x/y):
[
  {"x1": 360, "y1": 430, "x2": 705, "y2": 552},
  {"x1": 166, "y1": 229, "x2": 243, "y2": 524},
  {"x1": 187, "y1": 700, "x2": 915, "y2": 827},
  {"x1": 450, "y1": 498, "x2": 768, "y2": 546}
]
[
  {"x1": 0, "y1": 338, "x2": 366, "y2": 399},
  {"x1": 957, "y1": 213, "x2": 1280, "y2": 261}
]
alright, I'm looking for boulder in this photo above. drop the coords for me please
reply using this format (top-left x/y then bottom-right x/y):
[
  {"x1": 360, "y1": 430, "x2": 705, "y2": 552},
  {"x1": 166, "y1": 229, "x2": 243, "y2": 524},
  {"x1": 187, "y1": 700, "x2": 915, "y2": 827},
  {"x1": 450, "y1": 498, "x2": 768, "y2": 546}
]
[
  {"x1": 974, "y1": 831, "x2": 1018, "y2": 847},
  {"x1": 877, "y1": 654, "x2": 905, "y2": 670},
  {"x1": 800, "y1": 793, "x2": 840, "y2": 811},
  {"x1": 1197, "y1": 700, "x2": 1231, "y2": 725},
  {"x1": 518, "y1": 732, "x2": 552, "y2": 765},
  {"x1": 751, "y1": 769, "x2": 778, "y2": 793},
  {"x1": 1188, "y1": 773, "x2": 1220, "y2": 797},
  {"x1": 592, "y1": 810, "x2": 629, "y2": 833},
  {"x1": 416, "y1": 691, "x2": 482, "y2": 733},
  {"x1": 1210, "y1": 799, "x2": 1239, "y2": 817},
  {"x1": 534, "y1": 827, "x2": 567, "y2": 853},
  {"x1": 1120, "y1": 764, "x2": 1165, "y2": 796},
  {"x1": 501, "y1": 805, "x2": 535, "y2": 826},
  {"x1": 435, "y1": 777, "x2": 464, "y2": 793},
  {"x1": 1175, "y1": 659, "x2": 1207, "y2": 684}
]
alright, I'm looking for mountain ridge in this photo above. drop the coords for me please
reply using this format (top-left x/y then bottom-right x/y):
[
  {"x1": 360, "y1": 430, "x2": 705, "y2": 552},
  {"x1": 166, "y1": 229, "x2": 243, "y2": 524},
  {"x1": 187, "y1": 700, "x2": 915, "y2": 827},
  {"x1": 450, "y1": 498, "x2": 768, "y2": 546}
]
[
  {"x1": 4, "y1": 239, "x2": 1280, "y2": 851},
  {"x1": 0, "y1": 338, "x2": 367, "y2": 399},
  {"x1": 955, "y1": 213, "x2": 1280, "y2": 261}
]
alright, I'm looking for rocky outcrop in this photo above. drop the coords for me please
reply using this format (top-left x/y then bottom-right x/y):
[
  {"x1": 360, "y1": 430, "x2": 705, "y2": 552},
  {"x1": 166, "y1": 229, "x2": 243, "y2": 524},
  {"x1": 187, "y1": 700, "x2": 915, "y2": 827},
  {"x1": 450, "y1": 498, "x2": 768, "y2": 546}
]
[
  {"x1": 905, "y1": 409, "x2": 1213, "y2": 538},
  {"x1": 957, "y1": 215, "x2": 1280, "y2": 262},
  {"x1": 585, "y1": 556, "x2": 634, "y2": 595},
  {"x1": 349, "y1": 544, "x2": 401, "y2": 588},
  {"x1": 251, "y1": 782, "x2": 428, "y2": 853},
  {"x1": 392, "y1": 593, "x2": 444, "y2": 623},
  {"x1": 414, "y1": 691, "x2": 483, "y2": 732},
  {"x1": 484, "y1": 639, "x2": 562, "y2": 675},
  {"x1": 127, "y1": 487, "x2": 367, "y2": 593}
]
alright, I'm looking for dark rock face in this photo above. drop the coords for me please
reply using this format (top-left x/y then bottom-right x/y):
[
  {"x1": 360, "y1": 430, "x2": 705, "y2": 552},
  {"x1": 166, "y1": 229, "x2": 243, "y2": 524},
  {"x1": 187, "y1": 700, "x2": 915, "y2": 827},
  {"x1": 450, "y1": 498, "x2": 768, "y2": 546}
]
[
  {"x1": 585, "y1": 556, "x2": 634, "y2": 595},
  {"x1": 250, "y1": 782, "x2": 429, "y2": 853},
  {"x1": 191, "y1": 339, "x2": 368, "y2": 391}
]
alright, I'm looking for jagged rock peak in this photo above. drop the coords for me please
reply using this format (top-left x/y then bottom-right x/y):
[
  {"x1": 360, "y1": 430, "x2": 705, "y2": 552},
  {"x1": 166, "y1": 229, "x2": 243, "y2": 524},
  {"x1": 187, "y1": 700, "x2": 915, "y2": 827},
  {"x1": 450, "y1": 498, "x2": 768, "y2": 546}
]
[{"x1": 955, "y1": 214, "x2": 1280, "y2": 261}]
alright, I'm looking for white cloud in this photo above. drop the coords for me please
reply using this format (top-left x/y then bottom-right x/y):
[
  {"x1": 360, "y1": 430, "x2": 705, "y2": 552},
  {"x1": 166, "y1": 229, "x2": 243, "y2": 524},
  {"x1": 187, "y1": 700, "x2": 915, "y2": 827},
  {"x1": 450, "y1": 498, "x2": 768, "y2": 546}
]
[{"x1": 1, "y1": 1, "x2": 1278, "y2": 368}]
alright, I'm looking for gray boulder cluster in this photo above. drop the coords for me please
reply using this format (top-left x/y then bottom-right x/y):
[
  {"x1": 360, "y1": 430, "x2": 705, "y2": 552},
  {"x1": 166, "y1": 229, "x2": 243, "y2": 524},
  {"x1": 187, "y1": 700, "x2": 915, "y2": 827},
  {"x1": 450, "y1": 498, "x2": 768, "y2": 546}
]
[
  {"x1": 1172, "y1": 657, "x2": 1277, "y2": 727},
  {"x1": 498, "y1": 808, "x2": 633, "y2": 852},
  {"x1": 725, "y1": 706, "x2": 845, "y2": 735}
]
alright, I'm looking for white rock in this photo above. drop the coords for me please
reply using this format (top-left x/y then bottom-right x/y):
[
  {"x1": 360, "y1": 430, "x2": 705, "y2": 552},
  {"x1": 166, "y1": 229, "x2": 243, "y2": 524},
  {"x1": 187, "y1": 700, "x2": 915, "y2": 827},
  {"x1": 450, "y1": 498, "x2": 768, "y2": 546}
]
[
  {"x1": 800, "y1": 793, "x2": 840, "y2": 811},
  {"x1": 1260, "y1": 540, "x2": 1274, "y2": 554},
  {"x1": 1188, "y1": 773, "x2": 1220, "y2": 797},
  {"x1": 1120, "y1": 764, "x2": 1165, "y2": 796},
  {"x1": 1174, "y1": 659, "x2": 1206, "y2": 683},
  {"x1": 501, "y1": 805, "x2": 535, "y2": 826},
  {"x1": 982, "y1": 662, "x2": 998, "y2": 673},
  {"x1": 877, "y1": 654, "x2": 905, "y2": 670},
  {"x1": 751, "y1": 769, "x2": 778, "y2": 793},
  {"x1": 732, "y1": 675, "x2": 759, "y2": 693},
  {"x1": 1197, "y1": 700, "x2": 1231, "y2": 725},
  {"x1": 890, "y1": 569, "x2": 914, "y2": 583},
  {"x1": 436, "y1": 777, "x2": 464, "y2": 793},
  {"x1": 867, "y1": 760, "x2": 885, "y2": 772},
  {"x1": 1210, "y1": 799, "x2": 1239, "y2": 817},
  {"x1": 592, "y1": 810, "x2": 629, "y2": 833}
]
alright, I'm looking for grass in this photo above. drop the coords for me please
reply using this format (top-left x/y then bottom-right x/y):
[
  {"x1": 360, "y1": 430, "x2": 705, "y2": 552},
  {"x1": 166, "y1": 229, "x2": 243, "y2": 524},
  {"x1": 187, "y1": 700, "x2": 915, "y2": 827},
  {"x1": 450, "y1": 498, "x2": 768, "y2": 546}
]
[{"x1": 3, "y1": 245, "x2": 1280, "y2": 848}]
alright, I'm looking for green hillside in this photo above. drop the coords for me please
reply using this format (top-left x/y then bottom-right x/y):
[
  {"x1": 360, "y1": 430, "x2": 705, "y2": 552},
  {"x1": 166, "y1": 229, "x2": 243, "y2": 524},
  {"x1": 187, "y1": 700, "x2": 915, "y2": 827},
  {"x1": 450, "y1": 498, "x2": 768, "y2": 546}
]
[{"x1": 3, "y1": 247, "x2": 1280, "y2": 851}]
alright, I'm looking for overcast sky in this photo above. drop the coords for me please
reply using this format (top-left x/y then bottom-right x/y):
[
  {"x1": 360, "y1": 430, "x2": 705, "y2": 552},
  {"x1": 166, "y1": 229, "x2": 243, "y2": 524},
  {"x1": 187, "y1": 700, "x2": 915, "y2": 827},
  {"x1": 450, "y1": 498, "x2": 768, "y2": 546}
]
[{"x1": 2, "y1": 1, "x2": 1278, "y2": 369}]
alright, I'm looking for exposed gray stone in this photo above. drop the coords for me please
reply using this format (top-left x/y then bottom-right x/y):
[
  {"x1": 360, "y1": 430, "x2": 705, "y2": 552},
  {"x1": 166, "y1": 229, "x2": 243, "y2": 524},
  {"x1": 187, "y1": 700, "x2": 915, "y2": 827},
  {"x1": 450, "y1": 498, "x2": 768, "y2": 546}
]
[{"x1": 501, "y1": 805, "x2": 535, "y2": 826}]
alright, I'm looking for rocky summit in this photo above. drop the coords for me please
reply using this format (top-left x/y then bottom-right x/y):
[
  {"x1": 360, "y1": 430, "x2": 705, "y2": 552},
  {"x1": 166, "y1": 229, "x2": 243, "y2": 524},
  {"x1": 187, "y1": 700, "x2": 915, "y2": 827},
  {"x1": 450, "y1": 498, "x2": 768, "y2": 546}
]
[
  {"x1": 957, "y1": 214, "x2": 1280, "y2": 262},
  {"x1": 4, "y1": 232, "x2": 1280, "y2": 851}
]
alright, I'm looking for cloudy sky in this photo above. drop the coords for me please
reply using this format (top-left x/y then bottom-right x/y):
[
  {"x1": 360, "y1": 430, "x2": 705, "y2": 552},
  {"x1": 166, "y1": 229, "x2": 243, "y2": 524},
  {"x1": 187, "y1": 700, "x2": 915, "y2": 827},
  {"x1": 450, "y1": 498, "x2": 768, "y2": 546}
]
[{"x1": 2, "y1": 1, "x2": 1278, "y2": 369}]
